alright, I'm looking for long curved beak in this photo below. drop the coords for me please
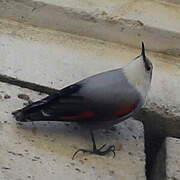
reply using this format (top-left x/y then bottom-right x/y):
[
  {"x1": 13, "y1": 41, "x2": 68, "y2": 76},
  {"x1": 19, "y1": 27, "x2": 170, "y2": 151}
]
[
  {"x1": 141, "y1": 42, "x2": 146, "y2": 60},
  {"x1": 141, "y1": 42, "x2": 150, "y2": 71}
]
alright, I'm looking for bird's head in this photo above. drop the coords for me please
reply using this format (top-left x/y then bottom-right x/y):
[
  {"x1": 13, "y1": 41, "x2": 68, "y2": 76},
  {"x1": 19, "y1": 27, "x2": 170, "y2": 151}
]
[
  {"x1": 128, "y1": 42, "x2": 153, "y2": 81},
  {"x1": 141, "y1": 42, "x2": 153, "y2": 75},
  {"x1": 123, "y1": 42, "x2": 153, "y2": 99}
]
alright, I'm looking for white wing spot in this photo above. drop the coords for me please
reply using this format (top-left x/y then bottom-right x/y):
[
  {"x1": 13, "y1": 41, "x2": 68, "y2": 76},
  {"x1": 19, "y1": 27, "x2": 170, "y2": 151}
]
[{"x1": 41, "y1": 110, "x2": 50, "y2": 117}]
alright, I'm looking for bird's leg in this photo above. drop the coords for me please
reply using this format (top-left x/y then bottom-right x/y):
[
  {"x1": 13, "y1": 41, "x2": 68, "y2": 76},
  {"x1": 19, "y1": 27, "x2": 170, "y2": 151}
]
[
  {"x1": 90, "y1": 131, "x2": 115, "y2": 156},
  {"x1": 72, "y1": 130, "x2": 115, "y2": 159}
]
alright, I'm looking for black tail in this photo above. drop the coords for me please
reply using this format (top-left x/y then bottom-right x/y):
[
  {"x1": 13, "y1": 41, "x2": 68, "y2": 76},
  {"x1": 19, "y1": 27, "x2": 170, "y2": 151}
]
[
  {"x1": 12, "y1": 94, "x2": 56, "y2": 122},
  {"x1": 12, "y1": 84, "x2": 83, "y2": 122},
  {"x1": 12, "y1": 109, "x2": 26, "y2": 122},
  {"x1": 12, "y1": 107, "x2": 46, "y2": 122}
]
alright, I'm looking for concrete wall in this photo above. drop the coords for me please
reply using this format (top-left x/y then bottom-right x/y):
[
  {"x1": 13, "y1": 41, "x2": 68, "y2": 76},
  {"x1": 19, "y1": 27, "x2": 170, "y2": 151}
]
[{"x1": 0, "y1": 0, "x2": 180, "y2": 57}]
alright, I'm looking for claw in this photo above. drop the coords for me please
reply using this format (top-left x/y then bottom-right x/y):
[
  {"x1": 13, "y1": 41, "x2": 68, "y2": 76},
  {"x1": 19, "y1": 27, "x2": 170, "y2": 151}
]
[
  {"x1": 96, "y1": 145, "x2": 116, "y2": 157},
  {"x1": 97, "y1": 144, "x2": 106, "y2": 151},
  {"x1": 72, "y1": 145, "x2": 116, "y2": 160},
  {"x1": 72, "y1": 131, "x2": 116, "y2": 160},
  {"x1": 108, "y1": 145, "x2": 116, "y2": 158},
  {"x1": 72, "y1": 148, "x2": 90, "y2": 160}
]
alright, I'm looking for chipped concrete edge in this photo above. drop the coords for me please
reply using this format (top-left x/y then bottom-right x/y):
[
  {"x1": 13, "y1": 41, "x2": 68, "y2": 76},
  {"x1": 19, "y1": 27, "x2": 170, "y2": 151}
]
[
  {"x1": 0, "y1": 74, "x2": 58, "y2": 95},
  {"x1": 0, "y1": 73, "x2": 180, "y2": 138},
  {"x1": 133, "y1": 104, "x2": 180, "y2": 138},
  {"x1": 0, "y1": 0, "x2": 180, "y2": 57}
]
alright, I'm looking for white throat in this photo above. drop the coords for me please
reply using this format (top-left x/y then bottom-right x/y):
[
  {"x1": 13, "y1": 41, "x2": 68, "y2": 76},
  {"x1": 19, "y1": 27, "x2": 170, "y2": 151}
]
[{"x1": 123, "y1": 56, "x2": 151, "y2": 100}]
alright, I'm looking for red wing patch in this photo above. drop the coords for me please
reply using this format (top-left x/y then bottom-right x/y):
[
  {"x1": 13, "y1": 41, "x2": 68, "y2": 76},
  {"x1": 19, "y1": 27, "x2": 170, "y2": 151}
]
[
  {"x1": 104, "y1": 100, "x2": 139, "y2": 121},
  {"x1": 61, "y1": 110, "x2": 94, "y2": 120}
]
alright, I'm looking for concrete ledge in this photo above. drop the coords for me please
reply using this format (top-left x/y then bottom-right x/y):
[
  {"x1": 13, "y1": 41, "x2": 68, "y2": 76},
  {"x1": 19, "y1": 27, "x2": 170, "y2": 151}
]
[
  {"x1": 0, "y1": 83, "x2": 145, "y2": 180},
  {"x1": 0, "y1": 0, "x2": 180, "y2": 57},
  {"x1": 134, "y1": 104, "x2": 180, "y2": 138}
]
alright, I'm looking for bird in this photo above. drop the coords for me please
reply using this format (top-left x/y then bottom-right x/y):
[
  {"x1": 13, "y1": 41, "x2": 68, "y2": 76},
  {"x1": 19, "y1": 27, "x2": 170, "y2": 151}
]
[{"x1": 12, "y1": 42, "x2": 153, "y2": 159}]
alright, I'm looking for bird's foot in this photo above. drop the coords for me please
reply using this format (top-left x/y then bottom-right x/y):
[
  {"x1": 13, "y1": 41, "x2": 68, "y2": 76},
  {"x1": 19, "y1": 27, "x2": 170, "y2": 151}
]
[{"x1": 72, "y1": 144, "x2": 115, "y2": 159}]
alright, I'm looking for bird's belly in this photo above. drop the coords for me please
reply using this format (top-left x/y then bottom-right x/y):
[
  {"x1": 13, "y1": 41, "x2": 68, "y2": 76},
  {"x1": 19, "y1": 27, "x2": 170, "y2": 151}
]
[
  {"x1": 77, "y1": 101, "x2": 141, "y2": 130},
  {"x1": 77, "y1": 116, "x2": 127, "y2": 130}
]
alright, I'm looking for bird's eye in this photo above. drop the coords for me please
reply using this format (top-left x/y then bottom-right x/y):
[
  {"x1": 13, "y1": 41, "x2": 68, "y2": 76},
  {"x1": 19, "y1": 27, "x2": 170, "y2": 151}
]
[{"x1": 147, "y1": 66, "x2": 151, "y2": 71}]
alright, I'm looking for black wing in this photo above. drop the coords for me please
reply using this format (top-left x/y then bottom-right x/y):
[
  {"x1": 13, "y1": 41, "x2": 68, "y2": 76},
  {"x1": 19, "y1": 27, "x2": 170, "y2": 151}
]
[
  {"x1": 12, "y1": 84, "x2": 93, "y2": 122},
  {"x1": 23, "y1": 84, "x2": 82, "y2": 113}
]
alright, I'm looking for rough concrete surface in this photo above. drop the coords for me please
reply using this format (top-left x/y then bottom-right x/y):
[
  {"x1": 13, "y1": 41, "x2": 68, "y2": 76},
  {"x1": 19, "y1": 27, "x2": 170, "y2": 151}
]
[
  {"x1": 0, "y1": 82, "x2": 145, "y2": 180},
  {"x1": 0, "y1": 82, "x2": 46, "y2": 124},
  {"x1": 0, "y1": 0, "x2": 180, "y2": 56},
  {"x1": 159, "y1": 0, "x2": 180, "y2": 5},
  {"x1": 0, "y1": 18, "x2": 179, "y2": 137},
  {"x1": 166, "y1": 137, "x2": 180, "y2": 180}
]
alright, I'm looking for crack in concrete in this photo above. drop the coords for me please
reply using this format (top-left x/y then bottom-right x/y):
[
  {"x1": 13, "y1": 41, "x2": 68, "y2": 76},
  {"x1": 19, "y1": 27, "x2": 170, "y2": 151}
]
[{"x1": 0, "y1": 74, "x2": 58, "y2": 95}]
